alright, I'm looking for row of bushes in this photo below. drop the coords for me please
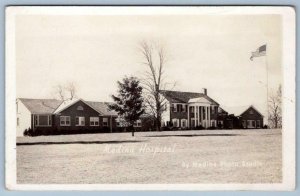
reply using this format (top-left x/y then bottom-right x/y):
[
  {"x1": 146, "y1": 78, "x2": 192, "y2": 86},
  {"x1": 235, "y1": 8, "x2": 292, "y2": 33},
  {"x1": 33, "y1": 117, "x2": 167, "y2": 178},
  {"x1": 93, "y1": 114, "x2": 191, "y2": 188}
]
[
  {"x1": 23, "y1": 124, "x2": 270, "y2": 137},
  {"x1": 161, "y1": 125, "x2": 269, "y2": 131},
  {"x1": 23, "y1": 126, "x2": 153, "y2": 137},
  {"x1": 161, "y1": 125, "x2": 217, "y2": 131}
]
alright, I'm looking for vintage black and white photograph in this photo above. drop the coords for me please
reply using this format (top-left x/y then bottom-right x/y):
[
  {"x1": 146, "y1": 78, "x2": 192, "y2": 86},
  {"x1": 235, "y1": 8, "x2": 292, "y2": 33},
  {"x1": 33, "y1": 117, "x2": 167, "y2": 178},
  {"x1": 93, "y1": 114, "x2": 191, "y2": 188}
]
[{"x1": 5, "y1": 6, "x2": 295, "y2": 190}]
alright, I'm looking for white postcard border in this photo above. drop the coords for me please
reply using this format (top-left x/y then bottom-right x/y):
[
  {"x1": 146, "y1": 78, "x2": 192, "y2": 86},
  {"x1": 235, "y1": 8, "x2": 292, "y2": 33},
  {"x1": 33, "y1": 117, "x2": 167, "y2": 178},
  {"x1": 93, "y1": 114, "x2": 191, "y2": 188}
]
[{"x1": 5, "y1": 6, "x2": 296, "y2": 191}]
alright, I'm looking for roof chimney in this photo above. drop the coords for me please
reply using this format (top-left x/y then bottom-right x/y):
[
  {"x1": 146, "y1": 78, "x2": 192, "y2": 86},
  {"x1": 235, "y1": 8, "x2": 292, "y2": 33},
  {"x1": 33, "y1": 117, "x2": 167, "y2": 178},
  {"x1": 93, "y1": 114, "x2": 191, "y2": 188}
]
[{"x1": 203, "y1": 88, "x2": 207, "y2": 95}]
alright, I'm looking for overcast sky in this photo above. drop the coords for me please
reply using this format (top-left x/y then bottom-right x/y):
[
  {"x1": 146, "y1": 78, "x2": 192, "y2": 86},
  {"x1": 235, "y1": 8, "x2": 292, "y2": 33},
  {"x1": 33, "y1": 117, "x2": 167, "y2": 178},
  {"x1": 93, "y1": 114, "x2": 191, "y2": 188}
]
[{"x1": 15, "y1": 14, "x2": 282, "y2": 117}]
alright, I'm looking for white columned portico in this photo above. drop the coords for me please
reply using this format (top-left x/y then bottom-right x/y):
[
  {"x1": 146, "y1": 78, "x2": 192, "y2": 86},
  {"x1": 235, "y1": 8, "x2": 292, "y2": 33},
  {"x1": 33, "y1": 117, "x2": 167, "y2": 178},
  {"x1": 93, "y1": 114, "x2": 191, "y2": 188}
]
[{"x1": 187, "y1": 96, "x2": 213, "y2": 129}]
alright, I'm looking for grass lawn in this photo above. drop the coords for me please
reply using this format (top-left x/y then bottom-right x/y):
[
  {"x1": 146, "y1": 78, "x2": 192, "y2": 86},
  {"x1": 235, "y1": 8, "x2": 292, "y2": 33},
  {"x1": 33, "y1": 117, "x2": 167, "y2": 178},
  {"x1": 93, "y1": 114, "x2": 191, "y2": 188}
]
[{"x1": 17, "y1": 129, "x2": 282, "y2": 184}]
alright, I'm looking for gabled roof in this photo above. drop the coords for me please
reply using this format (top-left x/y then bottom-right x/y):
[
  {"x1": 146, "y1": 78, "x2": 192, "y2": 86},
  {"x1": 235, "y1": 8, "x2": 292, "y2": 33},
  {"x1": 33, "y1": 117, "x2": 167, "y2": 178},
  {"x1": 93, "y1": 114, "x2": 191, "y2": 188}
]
[
  {"x1": 218, "y1": 107, "x2": 228, "y2": 114},
  {"x1": 54, "y1": 98, "x2": 83, "y2": 114},
  {"x1": 85, "y1": 101, "x2": 118, "y2": 116},
  {"x1": 18, "y1": 98, "x2": 63, "y2": 114},
  {"x1": 160, "y1": 90, "x2": 219, "y2": 105},
  {"x1": 240, "y1": 105, "x2": 264, "y2": 117},
  {"x1": 18, "y1": 98, "x2": 118, "y2": 116},
  {"x1": 188, "y1": 97, "x2": 211, "y2": 104},
  {"x1": 222, "y1": 105, "x2": 264, "y2": 117},
  {"x1": 53, "y1": 98, "x2": 118, "y2": 116}
]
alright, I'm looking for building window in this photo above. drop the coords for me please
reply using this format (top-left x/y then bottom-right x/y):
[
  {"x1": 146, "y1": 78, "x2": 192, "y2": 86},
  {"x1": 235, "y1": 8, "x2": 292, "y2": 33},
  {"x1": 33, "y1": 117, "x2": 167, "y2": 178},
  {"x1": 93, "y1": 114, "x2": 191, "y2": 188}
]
[
  {"x1": 172, "y1": 119, "x2": 179, "y2": 127},
  {"x1": 60, "y1": 116, "x2": 71, "y2": 126},
  {"x1": 257, "y1": 120, "x2": 260, "y2": 128},
  {"x1": 17, "y1": 117, "x2": 19, "y2": 126},
  {"x1": 34, "y1": 115, "x2": 38, "y2": 126},
  {"x1": 76, "y1": 116, "x2": 85, "y2": 126},
  {"x1": 77, "y1": 105, "x2": 84, "y2": 111},
  {"x1": 103, "y1": 118, "x2": 108, "y2": 126},
  {"x1": 181, "y1": 119, "x2": 187, "y2": 128},
  {"x1": 90, "y1": 117, "x2": 99, "y2": 126},
  {"x1": 35, "y1": 115, "x2": 52, "y2": 126},
  {"x1": 177, "y1": 104, "x2": 183, "y2": 112},
  {"x1": 182, "y1": 104, "x2": 186, "y2": 112},
  {"x1": 242, "y1": 120, "x2": 246, "y2": 128},
  {"x1": 163, "y1": 103, "x2": 167, "y2": 111},
  {"x1": 115, "y1": 118, "x2": 121, "y2": 127},
  {"x1": 252, "y1": 120, "x2": 256, "y2": 127},
  {"x1": 134, "y1": 120, "x2": 142, "y2": 127},
  {"x1": 172, "y1": 104, "x2": 177, "y2": 112},
  {"x1": 247, "y1": 120, "x2": 250, "y2": 126},
  {"x1": 249, "y1": 110, "x2": 254, "y2": 114},
  {"x1": 211, "y1": 120, "x2": 216, "y2": 127},
  {"x1": 191, "y1": 118, "x2": 196, "y2": 127},
  {"x1": 215, "y1": 106, "x2": 218, "y2": 114}
]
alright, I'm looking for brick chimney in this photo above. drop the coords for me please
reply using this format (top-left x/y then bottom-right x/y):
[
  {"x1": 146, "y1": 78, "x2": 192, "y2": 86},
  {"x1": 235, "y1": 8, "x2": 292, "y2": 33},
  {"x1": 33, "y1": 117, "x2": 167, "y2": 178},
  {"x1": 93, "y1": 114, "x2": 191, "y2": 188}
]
[{"x1": 202, "y1": 88, "x2": 207, "y2": 95}]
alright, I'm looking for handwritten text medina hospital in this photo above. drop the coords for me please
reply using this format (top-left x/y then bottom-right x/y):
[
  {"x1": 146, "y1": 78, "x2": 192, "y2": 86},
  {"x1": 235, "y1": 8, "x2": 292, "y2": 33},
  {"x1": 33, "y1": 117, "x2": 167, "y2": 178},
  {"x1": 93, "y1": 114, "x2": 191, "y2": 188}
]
[{"x1": 103, "y1": 144, "x2": 176, "y2": 157}]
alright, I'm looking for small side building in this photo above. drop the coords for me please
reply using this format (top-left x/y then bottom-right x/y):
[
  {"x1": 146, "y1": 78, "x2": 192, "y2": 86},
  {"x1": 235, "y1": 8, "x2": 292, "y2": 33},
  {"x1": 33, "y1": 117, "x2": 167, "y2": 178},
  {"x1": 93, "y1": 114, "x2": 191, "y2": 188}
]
[{"x1": 239, "y1": 106, "x2": 264, "y2": 129}]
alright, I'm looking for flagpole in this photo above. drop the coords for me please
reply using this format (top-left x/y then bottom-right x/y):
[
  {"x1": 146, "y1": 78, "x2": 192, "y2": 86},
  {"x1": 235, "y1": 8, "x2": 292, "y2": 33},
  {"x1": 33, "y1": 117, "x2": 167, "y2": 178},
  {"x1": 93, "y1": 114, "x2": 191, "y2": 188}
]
[
  {"x1": 265, "y1": 44, "x2": 268, "y2": 127},
  {"x1": 250, "y1": 44, "x2": 268, "y2": 127}
]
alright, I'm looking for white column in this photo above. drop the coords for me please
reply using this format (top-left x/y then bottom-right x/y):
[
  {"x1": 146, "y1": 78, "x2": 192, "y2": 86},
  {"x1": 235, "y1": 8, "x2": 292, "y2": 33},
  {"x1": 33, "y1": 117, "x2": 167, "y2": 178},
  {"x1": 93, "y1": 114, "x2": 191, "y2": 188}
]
[
  {"x1": 187, "y1": 105, "x2": 190, "y2": 128},
  {"x1": 205, "y1": 106, "x2": 207, "y2": 128},
  {"x1": 197, "y1": 106, "x2": 200, "y2": 126},
  {"x1": 206, "y1": 106, "x2": 208, "y2": 128},
  {"x1": 208, "y1": 106, "x2": 211, "y2": 127},
  {"x1": 194, "y1": 105, "x2": 197, "y2": 127},
  {"x1": 200, "y1": 106, "x2": 203, "y2": 126}
]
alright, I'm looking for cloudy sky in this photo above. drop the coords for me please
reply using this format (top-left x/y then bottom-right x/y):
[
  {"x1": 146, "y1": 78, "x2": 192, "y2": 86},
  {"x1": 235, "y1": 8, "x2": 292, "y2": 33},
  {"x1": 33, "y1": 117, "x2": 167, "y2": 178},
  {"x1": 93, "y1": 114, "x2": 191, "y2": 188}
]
[{"x1": 15, "y1": 13, "x2": 282, "y2": 117}]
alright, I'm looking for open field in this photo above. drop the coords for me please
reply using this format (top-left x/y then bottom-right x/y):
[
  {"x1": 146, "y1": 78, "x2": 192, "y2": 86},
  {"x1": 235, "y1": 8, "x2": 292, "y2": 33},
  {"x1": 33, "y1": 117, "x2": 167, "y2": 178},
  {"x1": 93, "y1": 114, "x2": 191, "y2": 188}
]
[{"x1": 17, "y1": 129, "x2": 282, "y2": 184}]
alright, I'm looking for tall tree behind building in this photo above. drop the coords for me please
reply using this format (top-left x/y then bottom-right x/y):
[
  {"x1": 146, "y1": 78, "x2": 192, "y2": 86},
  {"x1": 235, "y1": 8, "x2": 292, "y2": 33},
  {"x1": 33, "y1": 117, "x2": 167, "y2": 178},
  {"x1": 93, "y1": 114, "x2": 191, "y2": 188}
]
[
  {"x1": 268, "y1": 85, "x2": 282, "y2": 128},
  {"x1": 138, "y1": 40, "x2": 175, "y2": 131},
  {"x1": 52, "y1": 82, "x2": 77, "y2": 102}
]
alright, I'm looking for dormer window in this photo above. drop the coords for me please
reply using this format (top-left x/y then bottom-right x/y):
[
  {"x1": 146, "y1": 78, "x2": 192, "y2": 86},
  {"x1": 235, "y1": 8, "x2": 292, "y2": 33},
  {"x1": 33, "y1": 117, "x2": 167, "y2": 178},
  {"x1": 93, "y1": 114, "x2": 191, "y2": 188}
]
[{"x1": 77, "y1": 105, "x2": 84, "y2": 111}]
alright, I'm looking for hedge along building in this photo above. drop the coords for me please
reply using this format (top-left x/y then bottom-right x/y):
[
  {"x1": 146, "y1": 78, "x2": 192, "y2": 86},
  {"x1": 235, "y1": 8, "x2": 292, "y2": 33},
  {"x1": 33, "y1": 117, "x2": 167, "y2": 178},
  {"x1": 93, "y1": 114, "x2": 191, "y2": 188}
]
[
  {"x1": 16, "y1": 98, "x2": 118, "y2": 136},
  {"x1": 160, "y1": 88, "x2": 220, "y2": 129}
]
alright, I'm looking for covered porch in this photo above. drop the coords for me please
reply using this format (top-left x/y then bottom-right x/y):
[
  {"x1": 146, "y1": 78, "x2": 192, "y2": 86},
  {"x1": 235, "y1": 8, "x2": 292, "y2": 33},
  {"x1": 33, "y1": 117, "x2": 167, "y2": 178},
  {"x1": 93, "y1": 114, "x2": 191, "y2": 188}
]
[{"x1": 187, "y1": 97, "x2": 217, "y2": 128}]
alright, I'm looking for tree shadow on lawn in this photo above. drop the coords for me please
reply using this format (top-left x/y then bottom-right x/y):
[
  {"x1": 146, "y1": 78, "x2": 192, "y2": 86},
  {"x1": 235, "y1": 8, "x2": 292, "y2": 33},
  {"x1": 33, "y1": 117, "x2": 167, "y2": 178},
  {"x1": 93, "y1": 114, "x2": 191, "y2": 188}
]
[
  {"x1": 17, "y1": 140, "x2": 145, "y2": 146},
  {"x1": 144, "y1": 134, "x2": 241, "y2": 138}
]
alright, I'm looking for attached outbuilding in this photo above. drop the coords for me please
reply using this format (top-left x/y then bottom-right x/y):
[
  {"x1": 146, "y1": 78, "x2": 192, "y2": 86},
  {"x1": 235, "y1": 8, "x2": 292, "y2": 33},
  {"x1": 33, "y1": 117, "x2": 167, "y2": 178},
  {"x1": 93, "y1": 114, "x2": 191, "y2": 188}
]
[{"x1": 239, "y1": 105, "x2": 264, "y2": 129}]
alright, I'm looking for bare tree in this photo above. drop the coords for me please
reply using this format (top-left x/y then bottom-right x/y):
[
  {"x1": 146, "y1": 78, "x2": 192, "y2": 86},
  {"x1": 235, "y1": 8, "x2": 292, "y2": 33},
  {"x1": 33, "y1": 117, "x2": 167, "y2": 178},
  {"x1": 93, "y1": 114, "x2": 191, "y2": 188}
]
[
  {"x1": 56, "y1": 85, "x2": 66, "y2": 101},
  {"x1": 53, "y1": 82, "x2": 77, "y2": 101},
  {"x1": 268, "y1": 85, "x2": 282, "y2": 128},
  {"x1": 138, "y1": 40, "x2": 175, "y2": 131},
  {"x1": 65, "y1": 82, "x2": 77, "y2": 100}
]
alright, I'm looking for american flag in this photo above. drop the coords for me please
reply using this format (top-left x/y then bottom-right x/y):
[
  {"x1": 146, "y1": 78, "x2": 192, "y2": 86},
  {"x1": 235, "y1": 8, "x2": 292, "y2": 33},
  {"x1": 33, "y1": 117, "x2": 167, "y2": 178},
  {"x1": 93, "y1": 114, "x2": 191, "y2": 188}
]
[{"x1": 250, "y1": 44, "x2": 266, "y2": 61}]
